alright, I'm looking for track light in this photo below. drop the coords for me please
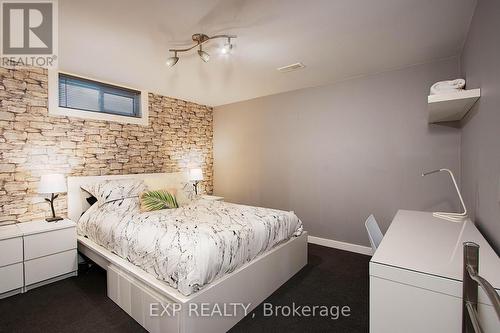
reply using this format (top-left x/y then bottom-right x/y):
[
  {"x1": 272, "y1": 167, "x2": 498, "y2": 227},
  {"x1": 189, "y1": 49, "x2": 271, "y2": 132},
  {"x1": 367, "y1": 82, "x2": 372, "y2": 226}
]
[
  {"x1": 221, "y1": 37, "x2": 233, "y2": 54},
  {"x1": 166, "y1": 51, "x2": 179, "y2": 67},
  {"x1": 166, "y1": 33, "x2": 236, "y2": 68},
  {"x1": 198, "y1": 45, "x2": 210, "y2": 62}
]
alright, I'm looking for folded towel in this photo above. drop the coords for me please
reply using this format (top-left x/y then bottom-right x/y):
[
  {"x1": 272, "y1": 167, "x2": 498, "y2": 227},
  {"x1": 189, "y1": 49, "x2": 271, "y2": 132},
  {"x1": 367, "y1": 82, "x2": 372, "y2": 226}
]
[{"x1": 430, "y1": 79, "x2": 465, "y2": 95}]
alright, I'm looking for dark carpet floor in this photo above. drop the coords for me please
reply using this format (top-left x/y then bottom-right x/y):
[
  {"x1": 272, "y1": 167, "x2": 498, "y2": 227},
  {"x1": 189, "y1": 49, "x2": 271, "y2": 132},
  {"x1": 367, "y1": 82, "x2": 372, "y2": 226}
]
[{"x1": 0, "y1": 244, "x2": 370, "y2": 333}]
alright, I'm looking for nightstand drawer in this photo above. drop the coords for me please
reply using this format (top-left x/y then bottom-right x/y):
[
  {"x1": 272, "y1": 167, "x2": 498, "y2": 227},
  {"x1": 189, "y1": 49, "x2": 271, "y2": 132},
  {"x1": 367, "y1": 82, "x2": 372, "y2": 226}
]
[
  {"x1": 24, "y1": 227, "x2": 76, "y2": 260},
  {"x1": 0, "y1": 237, "x2": 23, "y2": 267},
  {"x1": 0, "y1": 263, "x2": 23, "y2": 294},
  {"x1": 24, "y1": 249, "x2": 77, "y2": 286}
]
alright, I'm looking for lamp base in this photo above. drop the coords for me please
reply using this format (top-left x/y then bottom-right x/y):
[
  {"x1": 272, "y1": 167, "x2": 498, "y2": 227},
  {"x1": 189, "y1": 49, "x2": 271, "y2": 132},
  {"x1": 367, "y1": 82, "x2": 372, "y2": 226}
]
[
  {"x1": 432, "y1": 212, "x2": 467, "y2": 223},
  {"x1": 46, "y1": 216, "x2": 63, "y2": 223}
]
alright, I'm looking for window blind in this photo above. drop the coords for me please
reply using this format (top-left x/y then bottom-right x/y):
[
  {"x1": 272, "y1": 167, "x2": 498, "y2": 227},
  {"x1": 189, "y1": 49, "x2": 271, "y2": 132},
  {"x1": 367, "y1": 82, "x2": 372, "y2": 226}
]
[{"x1": 58, "y1": 74, "x2": 141, "y2": 118}]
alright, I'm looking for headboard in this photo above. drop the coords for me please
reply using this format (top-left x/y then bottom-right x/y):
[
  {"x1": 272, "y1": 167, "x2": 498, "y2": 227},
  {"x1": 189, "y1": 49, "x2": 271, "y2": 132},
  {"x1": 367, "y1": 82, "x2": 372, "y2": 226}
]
[{"x1": 67, "y1": 172, "x2": 188, "y2": 222}]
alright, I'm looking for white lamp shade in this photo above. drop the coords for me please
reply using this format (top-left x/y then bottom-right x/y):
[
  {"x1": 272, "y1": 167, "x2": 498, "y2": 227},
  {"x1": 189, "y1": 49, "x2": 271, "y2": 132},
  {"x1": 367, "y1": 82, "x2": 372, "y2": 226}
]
[
  {"x1": 38, "y1": 174, "x2": 67, "y2": 194},
  {"x1": 189, "y1": 168, "x2": 204, "y2": 181}
]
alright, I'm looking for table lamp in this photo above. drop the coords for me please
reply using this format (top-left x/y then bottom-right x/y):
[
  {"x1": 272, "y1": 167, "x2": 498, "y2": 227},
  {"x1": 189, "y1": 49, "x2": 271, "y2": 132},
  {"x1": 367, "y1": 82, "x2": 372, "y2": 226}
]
[
  {"x1": 422, "y1": 168, "x2": 468, "y2": 223},
  {"x1": 189, "y1": 168, "x2": 203, "y2": 195},
  {"x1": 38, "y1": 174, "x2": 67, "y2": 222}
]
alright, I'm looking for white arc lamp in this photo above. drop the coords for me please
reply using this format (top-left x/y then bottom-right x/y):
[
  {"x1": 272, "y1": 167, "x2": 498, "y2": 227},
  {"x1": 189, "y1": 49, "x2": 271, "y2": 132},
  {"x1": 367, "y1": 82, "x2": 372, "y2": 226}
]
[
  {"x1": 38, "y1": 174, "x2": 67, "y2": 222},
  {"x1": 422, "y1": 168, "x2": 468, "y2": 223},
  {"x1": 189, "y1": 168, "x2": 203, "y2": 195}
]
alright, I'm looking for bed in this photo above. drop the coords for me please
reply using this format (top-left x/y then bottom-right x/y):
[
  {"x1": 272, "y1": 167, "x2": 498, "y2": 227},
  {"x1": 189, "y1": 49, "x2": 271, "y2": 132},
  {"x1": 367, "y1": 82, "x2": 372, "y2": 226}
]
[{"x1": 68, "y1": 172, "x2": 308, "y2": 333}]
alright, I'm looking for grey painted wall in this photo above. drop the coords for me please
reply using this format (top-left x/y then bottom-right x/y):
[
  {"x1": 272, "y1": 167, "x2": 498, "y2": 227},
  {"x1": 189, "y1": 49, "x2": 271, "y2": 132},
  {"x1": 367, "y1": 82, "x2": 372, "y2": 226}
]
[
  {"x1": 214, "y1": 58, "x2": 461, "y2": 247},
  {"x1": 460, "y1": 0, "x2": 500, "y2": 253}
]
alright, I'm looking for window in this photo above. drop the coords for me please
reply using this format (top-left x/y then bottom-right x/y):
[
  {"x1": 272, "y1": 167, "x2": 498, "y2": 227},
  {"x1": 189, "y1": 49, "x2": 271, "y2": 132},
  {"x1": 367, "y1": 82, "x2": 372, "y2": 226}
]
[
  {"x1": 58, "y1": 73, "x2": 141, "y2": 118},
  {"x1": 49, "y1": 71, "x2": 149, "y2": 126}
]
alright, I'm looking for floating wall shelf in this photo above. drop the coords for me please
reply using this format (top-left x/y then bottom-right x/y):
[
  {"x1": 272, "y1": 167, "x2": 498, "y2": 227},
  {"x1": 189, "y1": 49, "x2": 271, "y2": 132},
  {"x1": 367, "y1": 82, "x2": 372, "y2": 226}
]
[{"x1": 427, "y1": 88, "x2": 480, "y2": 123}]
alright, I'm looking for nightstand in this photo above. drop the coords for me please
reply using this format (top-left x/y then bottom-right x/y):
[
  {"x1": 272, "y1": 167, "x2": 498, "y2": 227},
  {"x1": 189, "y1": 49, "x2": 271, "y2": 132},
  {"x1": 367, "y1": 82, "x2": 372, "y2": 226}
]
[
  {"x1": 0, "y1": 224, "x2": 23, "y2": 299},
  {"x1": 17, "y1": 219, "x2": 78, "y2": 291},
  {"x1": 201, "y1": 195, "x2": 224, "y2": 201}
]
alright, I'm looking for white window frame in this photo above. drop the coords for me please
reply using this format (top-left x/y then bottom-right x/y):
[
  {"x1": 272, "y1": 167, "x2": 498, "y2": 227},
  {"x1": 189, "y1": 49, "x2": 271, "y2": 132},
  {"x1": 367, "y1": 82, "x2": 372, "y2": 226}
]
[{"x1": 48, "y1": 70, "x2": 149, "y2": 126}]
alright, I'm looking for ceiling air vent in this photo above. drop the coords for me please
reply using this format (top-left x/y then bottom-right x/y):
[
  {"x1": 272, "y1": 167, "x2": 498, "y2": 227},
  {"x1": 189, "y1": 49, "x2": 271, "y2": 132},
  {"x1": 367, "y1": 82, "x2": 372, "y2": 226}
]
[{"x1": 277, "y1": 62, "x2": 305, "y2": 72}]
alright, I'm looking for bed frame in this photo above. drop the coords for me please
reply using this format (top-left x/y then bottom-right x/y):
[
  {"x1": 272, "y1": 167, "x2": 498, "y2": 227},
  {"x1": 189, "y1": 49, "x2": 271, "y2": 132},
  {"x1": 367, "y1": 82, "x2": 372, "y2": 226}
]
[{"x1": 68, "y1": 173, "x2": 308, "y2": 333}]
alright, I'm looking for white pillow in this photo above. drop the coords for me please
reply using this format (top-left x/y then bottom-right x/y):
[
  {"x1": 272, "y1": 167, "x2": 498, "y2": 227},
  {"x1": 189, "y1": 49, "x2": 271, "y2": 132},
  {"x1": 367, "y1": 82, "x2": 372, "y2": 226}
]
[{"x1": 143, "y1": 175, "x2": 194, "y2": 206}]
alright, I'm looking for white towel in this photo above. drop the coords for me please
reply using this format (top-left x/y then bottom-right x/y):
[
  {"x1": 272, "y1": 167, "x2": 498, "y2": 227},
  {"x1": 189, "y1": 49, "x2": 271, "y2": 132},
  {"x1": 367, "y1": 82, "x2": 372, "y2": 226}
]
[{"x1": 430, "y1": 79, "x2": 465, "y2": 95}]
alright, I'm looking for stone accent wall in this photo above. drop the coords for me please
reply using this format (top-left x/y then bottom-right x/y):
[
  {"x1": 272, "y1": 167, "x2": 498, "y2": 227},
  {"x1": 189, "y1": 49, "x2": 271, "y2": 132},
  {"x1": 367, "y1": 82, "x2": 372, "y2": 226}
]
[{"x1": 0, "y1": 66, "x2": 213, "y2": 222}]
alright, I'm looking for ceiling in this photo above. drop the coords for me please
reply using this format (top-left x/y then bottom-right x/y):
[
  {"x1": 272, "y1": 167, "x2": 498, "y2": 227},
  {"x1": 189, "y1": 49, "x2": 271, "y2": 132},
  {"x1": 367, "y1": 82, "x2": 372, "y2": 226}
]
[{"x1": 59, "y1": 0, "x2": 477, "y2": 106}]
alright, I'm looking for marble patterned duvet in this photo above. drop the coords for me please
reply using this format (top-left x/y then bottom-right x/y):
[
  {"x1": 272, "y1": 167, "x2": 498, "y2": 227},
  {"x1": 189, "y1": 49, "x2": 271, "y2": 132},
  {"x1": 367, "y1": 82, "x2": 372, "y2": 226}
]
[{"x1": 77, "y1": 198, "x2": 303, "y2": 296}]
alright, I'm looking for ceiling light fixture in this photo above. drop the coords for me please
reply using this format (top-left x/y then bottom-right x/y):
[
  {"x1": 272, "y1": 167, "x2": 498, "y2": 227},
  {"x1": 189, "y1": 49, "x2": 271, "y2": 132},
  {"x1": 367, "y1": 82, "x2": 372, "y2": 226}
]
[{"x1": 166, "y1": 33, "x2": 236, "y2": 67}]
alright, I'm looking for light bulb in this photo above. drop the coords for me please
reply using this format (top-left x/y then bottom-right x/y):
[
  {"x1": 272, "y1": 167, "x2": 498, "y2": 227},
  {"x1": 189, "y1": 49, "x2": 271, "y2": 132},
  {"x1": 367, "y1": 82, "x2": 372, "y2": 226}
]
[
  {"x1": 221, "y1": 37, "x2": 233, "y2": 55},
  {"x1": 166, "y1": 56, "x2": 179, "y2": 67},
  {"x1": 166, "y1": 51, "x2": 179, "y2": 67},
  {"x1": 221, "y1": 43, "x2": 233, "y2": 54},
  {"x1": 198, "y1": 45, "x2": 210, "y2": 62}
]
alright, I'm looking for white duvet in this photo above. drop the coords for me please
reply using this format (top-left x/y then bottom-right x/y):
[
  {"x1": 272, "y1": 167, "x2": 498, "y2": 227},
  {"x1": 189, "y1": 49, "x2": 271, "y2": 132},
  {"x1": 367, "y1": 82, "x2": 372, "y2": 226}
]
[{"x1": 77, "y1": 198, "x2": 303, "y2": 296}]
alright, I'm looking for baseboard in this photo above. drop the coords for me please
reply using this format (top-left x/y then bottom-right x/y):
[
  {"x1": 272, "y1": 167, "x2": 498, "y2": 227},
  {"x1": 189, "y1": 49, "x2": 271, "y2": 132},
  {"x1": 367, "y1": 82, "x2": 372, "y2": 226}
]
[
  {"x1": 308, "y1": 235, "x2": 373, "y2": 256},
  {"x1": 0, "y1": 288, "x2": 22, "y2": 300}
]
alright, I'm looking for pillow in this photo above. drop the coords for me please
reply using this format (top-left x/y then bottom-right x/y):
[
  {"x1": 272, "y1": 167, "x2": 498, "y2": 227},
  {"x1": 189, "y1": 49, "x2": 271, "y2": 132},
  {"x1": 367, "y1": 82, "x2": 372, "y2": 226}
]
[
  {"x1": 81, "y1": 179, "x2": 147, "y2": 206},
  {"x1": 140, "y1": 189, "x2": 179, "y2": 212},
  {"x1": 143, "y1": 175, "x2": 193, "y2": 206}
]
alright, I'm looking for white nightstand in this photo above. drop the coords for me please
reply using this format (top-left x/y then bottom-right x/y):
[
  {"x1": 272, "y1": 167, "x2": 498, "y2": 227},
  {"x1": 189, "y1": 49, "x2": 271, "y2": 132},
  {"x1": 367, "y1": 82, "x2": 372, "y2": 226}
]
[
  {"x1": 17, "y1": 219, "x2": 78, "y2": 292},
  {"x1": 0, "y1": 224, "x2": 23, "y2": 299},
  {"x1": 201, "y1": 195, "x2": 224, "y2": 201}
]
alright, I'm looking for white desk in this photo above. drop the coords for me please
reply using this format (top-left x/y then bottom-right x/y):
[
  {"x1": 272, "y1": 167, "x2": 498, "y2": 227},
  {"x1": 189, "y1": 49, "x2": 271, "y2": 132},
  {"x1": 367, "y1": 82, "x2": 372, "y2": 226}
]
[{"x1": 370, "y1": 210, "x2": 500, "y2": 333}]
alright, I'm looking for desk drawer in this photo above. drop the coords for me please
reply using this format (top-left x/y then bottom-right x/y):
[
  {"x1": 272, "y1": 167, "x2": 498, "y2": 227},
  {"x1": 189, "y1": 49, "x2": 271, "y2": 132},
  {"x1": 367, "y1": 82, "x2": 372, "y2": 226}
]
[
  {"x1": 0, "y1": 237, "x2": 23, "y2": 267},
  {"x1": 24, "y1": 227, "x2": 76, "y2": 260},
  {"x1": 0, "y1": 263, "x2": 23, "y2": 294},
  {"x1": 24, "y1": 249, "x2": 77, "y2": 286}
]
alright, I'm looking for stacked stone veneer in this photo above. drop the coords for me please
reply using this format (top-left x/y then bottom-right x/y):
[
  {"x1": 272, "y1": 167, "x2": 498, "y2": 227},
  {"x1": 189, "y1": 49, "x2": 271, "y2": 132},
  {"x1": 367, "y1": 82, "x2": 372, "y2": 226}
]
[{"x1": 0, "y1": 66, "x2": 213, "y2": 222}]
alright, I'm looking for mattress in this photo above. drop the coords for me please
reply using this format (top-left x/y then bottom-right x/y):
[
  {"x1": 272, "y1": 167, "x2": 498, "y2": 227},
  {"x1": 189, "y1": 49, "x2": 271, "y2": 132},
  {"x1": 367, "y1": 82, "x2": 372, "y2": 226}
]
[{"x1": 77, "y1": 198, "x2": 303, "y2": 296}]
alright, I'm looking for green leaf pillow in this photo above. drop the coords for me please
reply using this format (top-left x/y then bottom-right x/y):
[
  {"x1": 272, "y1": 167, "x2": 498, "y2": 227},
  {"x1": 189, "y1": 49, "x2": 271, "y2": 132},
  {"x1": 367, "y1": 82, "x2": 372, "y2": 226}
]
[{"x1": 140, "y1": 190, "x2": 179, "y2": 212}]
